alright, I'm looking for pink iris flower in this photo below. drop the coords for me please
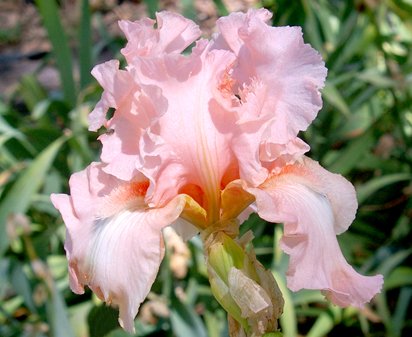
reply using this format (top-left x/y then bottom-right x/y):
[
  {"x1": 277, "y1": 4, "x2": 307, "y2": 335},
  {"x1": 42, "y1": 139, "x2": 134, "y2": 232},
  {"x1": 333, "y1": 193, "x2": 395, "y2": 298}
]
[{"x1": 51, "y1": 9, "x2": 383, "y2": 332}]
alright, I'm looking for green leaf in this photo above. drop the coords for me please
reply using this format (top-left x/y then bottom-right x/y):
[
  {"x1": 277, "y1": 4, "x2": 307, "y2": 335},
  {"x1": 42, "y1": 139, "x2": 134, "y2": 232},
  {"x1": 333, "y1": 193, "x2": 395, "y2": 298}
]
[
  {"x1": 0, "y1": 136, "x2": 67, "y2": 256},
  {"x1": 325, "y1": 130, "x2": 374, "y2": 175},
  {"x1": 181, "y1": 0, "x2": 196, "y2": 21},
  {"x1": 357, "y1": 173, "x2": 412, "y2": 204},
  {"x1": 0, "y1": 115, "x2": 36, "y2": 155},
  {"x1": 385, "y1": 267, "x2": 412, "y2": 290},
  {"x1": 377, "y1": 249, "x2": 412, "y2": 276},
  {"x1": 322, "y1": 82, "x2": 351, "y2": 117},
  {"x1": 213, "y1": 0, "x2": 229, "y2": 16},
  {"x1": 79, "y1": 0, "x2": 93, "y2": 89},
  {"x1": 301, "y1": 0, "x2": 324, "y2": 54},
  {"x1": 357, "y1": 70, "x2": 396, "y2": 88},
  {"x1": 18, "y1": 75, "x2": 47, "y2": 111},
  {"x1": 204, "y1": 310, "x2": 226, "y2": 337},
  {"x1": 106, "y1": 320, "x2": 159, "y2": 337},
  {"x1": 69, "y1": 302, "x2": 93, "y2": 337},
  {"x1": 46, "y1": 282, "x2": 75, "y2": 337},
  {"x1": 306, "y1": 307, "x2": 341, "y2": 337},
  {"x1": 0, "y1": 259, "x2": 10, "y2": 298},
  {"x1": 170, "y1": 295, "x2": 208, "y2": 337},
  {"x1": 392, "y1": 286, "x2": 412, "y2": 337},
  {"x1": 88, "y1": 305, "x2": 120, "y2": 337},
  {"x1": 273, "y1": 271, "x2": 297, "y2": 337},
  {"x1": 35, "y1": 0, "x2": 76, "y2": 104},
  {"x1": 143, "y1": 0, "x2": 159, "y2": 19},
  {"x1": 10, "y1": 261, "x2": 37, "y2": 314}
]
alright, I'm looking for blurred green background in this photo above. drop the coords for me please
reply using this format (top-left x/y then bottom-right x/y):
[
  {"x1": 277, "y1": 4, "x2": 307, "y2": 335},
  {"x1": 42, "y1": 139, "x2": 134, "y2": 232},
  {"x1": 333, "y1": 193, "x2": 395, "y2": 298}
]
[{"x1": 0, "y1": 0, "x2": 411, "y2": 336}]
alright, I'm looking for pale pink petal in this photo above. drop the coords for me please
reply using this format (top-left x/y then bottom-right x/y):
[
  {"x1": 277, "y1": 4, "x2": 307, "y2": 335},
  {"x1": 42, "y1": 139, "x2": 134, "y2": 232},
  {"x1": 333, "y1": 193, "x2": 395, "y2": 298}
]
[
  {"x1": 50, "y1": 194, "x2": 85, "y2": 294},
  {"x1": 246, "y1": 159, "x2": 383, "y2": 307},
  {"x1": 155, "y1": 11, "x2": 201, "y2": 53},
  {"x1": 210, "y1": 10, "x2": 326, "y2": 186},
  {"x1": 214, "y1": 9, "x2": 327, "y2": 139},
  {"x1": 89, "y1": 60, "x2": 133, "y2": 131},
  {"x1": 237, "y1": 204, "x2": 257, "y2": 224},
  {"x1": 132, "y1": 47, "x2": 237, "y2": 206},
  {"x1": 91, "y1": 15, "x2": 238, "y2": 206},
  {"x1": 235, "y1": 23, "x2": 326, "y2": 139},
  {"x1": 98, "y1": 84, "x2": 167, "y2": 181},
  {"x1": 296, "y1": 157, "x2": 359, "y2": 234},
  {"x1": 260, "y1": 138, "x2": 310, "y2": 175},
  {"x1": 119, "y1": 12, "x2": 200, "y2": 63},
  {"x1": 51, "y1": 164, "x2": 186, "y2": 333},
  {"x1": 212, "y1": 9, "x2": 272, "y2": 53}
]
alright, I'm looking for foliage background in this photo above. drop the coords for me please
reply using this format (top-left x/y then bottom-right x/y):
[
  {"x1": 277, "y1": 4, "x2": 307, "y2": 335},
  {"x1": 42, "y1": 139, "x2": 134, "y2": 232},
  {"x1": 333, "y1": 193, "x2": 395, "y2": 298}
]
[{"x1": 0, "y1": 0, "x2": 411, "y2": 336}]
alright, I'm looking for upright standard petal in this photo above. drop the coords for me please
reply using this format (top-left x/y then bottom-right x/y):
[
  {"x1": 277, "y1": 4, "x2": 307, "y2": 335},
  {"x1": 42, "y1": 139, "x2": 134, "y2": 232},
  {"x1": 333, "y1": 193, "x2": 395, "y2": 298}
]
[
  {"x1": 91, "y1": 14, "x2": 242, "y2": 215},
  {"x1": 51, "y1": 163, "x2": 185, "y2": 332},
  {"x1": 98, "y1": 83, "x2": 167, "y2": 181},
  {"x1": 131, "y1": 44, "x2": 238, "y2": 215},
  {"x1": 216, "y1": 9, "x2": 327, "y2": 139},
  {"x1": 212, "y1": 9, "x2": 327, "y2": 185},
  {"x1": 89, "y1": 60, "x2": 133, "y2": 131},
  {"x1": 119, "y1": 11, "x2": 201, "y2": 63},
  {"x1": 248, "y1": 157, "x2": 383, "y2": 307}
]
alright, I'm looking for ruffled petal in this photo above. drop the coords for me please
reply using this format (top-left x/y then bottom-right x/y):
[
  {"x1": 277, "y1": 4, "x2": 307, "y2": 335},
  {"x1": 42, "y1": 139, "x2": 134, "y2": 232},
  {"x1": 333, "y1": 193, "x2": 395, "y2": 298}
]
[
  {"x1": 133, "y1": 47, "x2": 237, "y2": 208},
  {"x1": 247, "y1": 158, "x2": 383, "y2": 307},
  {"x1": 89, "y1": 60, "x2": 133, "y2": 131},
  {"x1": 51, "y1": 164, "x2": 185, "y2": 332},
  {"x1": 212, "y1": 9, "x2": 327, "y2": 185},
  {"x1": 212, "y1": 9, "x2": 272, "y2": 54},
  {"x1": 98, "y1": 84, "x2": 167, "y2": 181},
  {"x1": 119, "y1": 11, "x2": 200, "y2": 63},
  {"x1": 226, "y1": 11, "x2": 327, "y2": 138}
]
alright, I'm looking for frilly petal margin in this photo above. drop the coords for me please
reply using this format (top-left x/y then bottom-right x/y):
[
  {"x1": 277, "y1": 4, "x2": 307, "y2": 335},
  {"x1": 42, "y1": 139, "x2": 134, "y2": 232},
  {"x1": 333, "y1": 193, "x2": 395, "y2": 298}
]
[
  {"x1": 88, "y1": 60, "x2": 133, "y2": 132},
  {"x1": 214, "y1": 8, "x2": 327, "y2": 140},
  {"x1": 247, "y1": 157, "x2": 383, "y2": 307},
  {"x1": 119, "y1": 11, "x2": 201, "y2": 62},
  {"x1": 211, "y1": 9, "x2": 327, "y2": 186},
  {"x1": 51, "y1": 164, "x2": 186, "y2": 333}
]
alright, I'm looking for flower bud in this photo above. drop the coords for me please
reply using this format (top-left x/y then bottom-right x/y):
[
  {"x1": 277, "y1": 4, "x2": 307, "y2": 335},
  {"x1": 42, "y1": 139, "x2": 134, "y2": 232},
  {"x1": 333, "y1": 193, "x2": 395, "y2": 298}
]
[{"x1": 205, "y1": 231, "x2": 283, "y2": 337}]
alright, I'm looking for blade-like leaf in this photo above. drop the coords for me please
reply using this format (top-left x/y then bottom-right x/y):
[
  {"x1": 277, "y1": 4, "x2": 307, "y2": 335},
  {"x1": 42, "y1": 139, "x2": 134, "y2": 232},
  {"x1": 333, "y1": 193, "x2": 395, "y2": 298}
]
[
  {"x1": 170, "y1": 295, "x2": 208, "y2": 337},
  {"x1": 35, "y1": 0, "x2": 76, "y2": 104},
  {"x1": 46, "y1": 282, "x2": 75, "y2": 337},
  {"x1": 0, "y1": 136, "x2": 67, "y2": 256},
  {"x1": 357, "y1": 173, "x2": 412, "y2": 204},
  {"x1": 79, "y1": 0, "x2": 92, "y2": 89}
]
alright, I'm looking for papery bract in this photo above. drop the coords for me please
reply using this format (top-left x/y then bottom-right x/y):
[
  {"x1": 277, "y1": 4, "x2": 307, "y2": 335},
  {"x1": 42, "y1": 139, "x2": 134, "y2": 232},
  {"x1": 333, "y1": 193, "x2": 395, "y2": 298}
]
[{"x1": 52, "y1": 8, "x2": 383, "y2": 334}]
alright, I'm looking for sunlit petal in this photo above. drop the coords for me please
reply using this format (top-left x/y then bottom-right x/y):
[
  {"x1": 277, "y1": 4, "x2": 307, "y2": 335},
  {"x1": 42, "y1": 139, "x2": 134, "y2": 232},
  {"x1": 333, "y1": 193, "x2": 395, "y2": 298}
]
[
  {"x1": 248, "y1": 158, "x2": 383, "y2": 307},
  {"x1": 51, "y1": 164, "x2": 185, "y2": 332}
]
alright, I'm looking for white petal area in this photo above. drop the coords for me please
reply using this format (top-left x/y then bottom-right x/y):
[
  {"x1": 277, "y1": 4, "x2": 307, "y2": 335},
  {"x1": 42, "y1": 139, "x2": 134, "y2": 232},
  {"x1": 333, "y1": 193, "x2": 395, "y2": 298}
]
[
  {"x1": 54, "y1": 197, "x2": 185, "y2": 333},
  {"x1": 246, "y1": 162, "x2": 383, "y2": 307},
  {"x1": 51, "y1": 163, "x2": 186, "y2": 333},
  {"x1": 87, "y1": 204, "x2": 182, "y2": 332}
]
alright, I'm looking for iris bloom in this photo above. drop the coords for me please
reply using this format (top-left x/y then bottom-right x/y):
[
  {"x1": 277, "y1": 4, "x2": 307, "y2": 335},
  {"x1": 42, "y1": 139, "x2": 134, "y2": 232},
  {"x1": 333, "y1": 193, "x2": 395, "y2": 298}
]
[{"x1": 51, "y1": 9, "x2": 383, "y2": 333}]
